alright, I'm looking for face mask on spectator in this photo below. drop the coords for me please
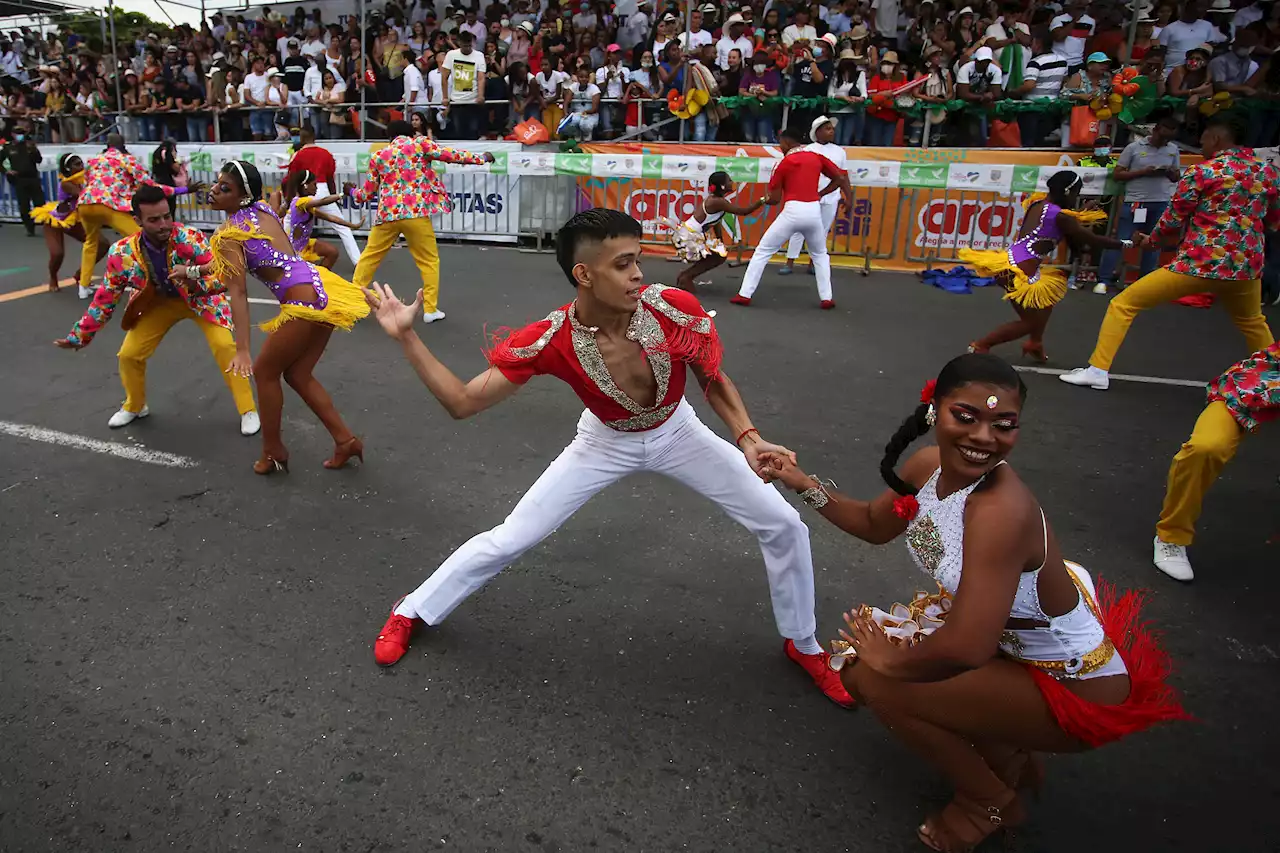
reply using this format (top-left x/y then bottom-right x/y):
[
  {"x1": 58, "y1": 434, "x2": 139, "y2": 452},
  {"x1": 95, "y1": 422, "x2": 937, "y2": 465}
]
[
  {"x1": 880, "y1": 63, "x2": 893, "y2": 75},
  {"x1": 13, "y1": 132, "x2": 23, "y2": 141},
  {"x1": 753, "y1": 61, "x2": 767, "y2": 73},
  {"x1": 1094, "y1": 146, "x2": 1109, "y2": 157},
  {"x1": 501, "y1": 17, "x2": 511, "y2": 26},
  {"x1": 642, "y1": 57, "x2": 653, "y2": 67},
  {"x1": 291, "y1": 133, "x2": 300, "y2": 145}
]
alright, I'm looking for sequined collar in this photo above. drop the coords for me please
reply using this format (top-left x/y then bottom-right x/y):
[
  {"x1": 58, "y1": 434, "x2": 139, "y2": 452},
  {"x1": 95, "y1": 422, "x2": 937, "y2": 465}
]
[{"x1": 567, "y1": 299, "x2": 671, "y2": 414}]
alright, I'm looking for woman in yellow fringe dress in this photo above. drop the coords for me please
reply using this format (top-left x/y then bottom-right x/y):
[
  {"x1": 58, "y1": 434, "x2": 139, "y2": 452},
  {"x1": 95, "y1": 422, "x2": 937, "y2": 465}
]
[
  {"x1": 30, "y1": 154, "x2": 108, "y2": 292},
  {"x1": 960, "y1": 171, "x2": 1129, "y2": 363},
  {"x1": 171, "y1": 160, "x2": 370, "y2": 474},
  {"x1": 271, "y1": 168, "x2": 365, "y2": 269}
]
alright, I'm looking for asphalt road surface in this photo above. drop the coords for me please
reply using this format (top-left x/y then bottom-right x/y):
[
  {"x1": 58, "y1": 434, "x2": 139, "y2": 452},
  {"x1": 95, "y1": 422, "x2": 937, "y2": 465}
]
[{"x1": 2, "y1": 229, "x2": 1278, "y2": 852}]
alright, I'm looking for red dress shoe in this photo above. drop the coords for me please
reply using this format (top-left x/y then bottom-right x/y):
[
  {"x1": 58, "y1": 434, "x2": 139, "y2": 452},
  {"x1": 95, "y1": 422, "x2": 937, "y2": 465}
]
[
  {"x1": 729, "y1": 295, "x2": 752, "y2": 306},
  {"x1": 820, "y1": 299, "x2": 835, "y2": 310},
  {"x1": 785, "y1": 639, "x2": 856, "y2": 708},
  {"x1": 374, "y1": 598, "x2": 422, "y2": 666}
]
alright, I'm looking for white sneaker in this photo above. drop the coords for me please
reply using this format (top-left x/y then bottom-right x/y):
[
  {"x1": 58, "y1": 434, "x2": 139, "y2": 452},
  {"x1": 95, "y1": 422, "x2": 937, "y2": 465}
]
[
  {"x1": 422, "y1": 310, "x2": 447, "y2": 323},
  {"x1": 1092, "y1": 282, "x2": 1110, "y2": 295},
  {"x1": 78, "y1": 285, "x2": 93, "y2": 299},
  {"x1": 1058, "y1": 366, "x2": 1110, "y2": 390},
  {"x1": 240, "y1": 410, "x2": 261, "y2": 436},
  {"x1": 107, "y1": 405, "x2": 149, "y2": 428},
  {"x1": 1153, "y1": 537, "x2": 1194, "y2": 582}
]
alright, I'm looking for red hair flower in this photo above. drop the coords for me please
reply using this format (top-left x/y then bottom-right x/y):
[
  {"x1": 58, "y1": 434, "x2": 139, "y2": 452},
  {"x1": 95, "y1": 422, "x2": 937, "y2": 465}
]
[
  {"x1": 892, "y1": 494, "x2": 920, "y2": 521},
  {"x1": 919, "y1": 379, "x2": 937, "y2": 404}
]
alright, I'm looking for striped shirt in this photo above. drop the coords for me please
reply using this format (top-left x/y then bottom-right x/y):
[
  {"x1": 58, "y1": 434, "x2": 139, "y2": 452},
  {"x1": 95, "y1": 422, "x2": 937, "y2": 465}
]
[{"x1": 1023, "y1": 53, "x2": 1069, "y2": 99}]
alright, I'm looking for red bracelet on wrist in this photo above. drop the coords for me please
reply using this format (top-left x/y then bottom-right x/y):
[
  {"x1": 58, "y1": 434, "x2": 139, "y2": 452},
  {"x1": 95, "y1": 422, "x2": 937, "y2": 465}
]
[{"x1": 736, "y1": 427, "x2": 760, "y2": 446}]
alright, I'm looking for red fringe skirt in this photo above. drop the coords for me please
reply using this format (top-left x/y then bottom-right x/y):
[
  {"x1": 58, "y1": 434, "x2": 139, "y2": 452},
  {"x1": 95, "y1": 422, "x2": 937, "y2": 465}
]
[{"x1": 1026, "y1": 581, "x2": 1191, "y2": 748}]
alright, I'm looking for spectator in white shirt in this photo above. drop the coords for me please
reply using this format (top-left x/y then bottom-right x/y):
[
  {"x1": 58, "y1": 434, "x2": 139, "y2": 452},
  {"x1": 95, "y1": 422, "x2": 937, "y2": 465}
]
[
  {"x1": 620, "y1": 0, "x2": 651, "y2": 52},
  {"x1": 870, "y1": 0, "x2": 899, "y2": 40},
  {"x1": 535, "y1": 54, "x2": 569, "y2": 137},
  {"x1": 654, "y1": 13, "x2": 679, "y2": 57},
  {"x1": 1050, "y1": 0, "x2": 1096, "y2": 73},
  {"x1": 461, "y1": 10, "x2": 488, "y2": 47},
  {"x1": 561, "y1": 65, "x2": 601, "y2": 140},
  {"x1": 716, "y1": 15, "x2": 755, "y2": 70},
  {"x1": 403, "y1": 49, "x2": 429, "y2": 107},
  {"x1": 956, "y1": 46, "x2": 1003, "y2": 145},
  {"x1": 1159, "y1": 0, "x2": 1227, "y2": 67},
  {"x1": 686, "y1": 10, "x2": 715, "y2": 50},
  {"x1": 595, "y1": 44, "x2": 630, "y2": 138},
  {"x1": 1010, "y1": 32, "x2": 1069, "y2": 145},
  {"x1": 300, "y1": 23, "x2": 326, "y2": 59},
  {"x1": 301, "y1": 54, "x2": 323, "y2": 136},
  {"x1": 1232, "y1": 0, "x2": 1271, "y2": 33},
  {"x1": 984, "y1": 6, "x2": 1031, "y2": 66},
  {"x1": 782, "y1": 8, "x2": 817, "y2": 47}
]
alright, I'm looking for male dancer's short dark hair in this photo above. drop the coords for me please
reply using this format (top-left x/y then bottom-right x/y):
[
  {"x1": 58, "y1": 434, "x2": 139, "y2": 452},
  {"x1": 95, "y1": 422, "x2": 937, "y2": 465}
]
[
  {"x1": 778, "y1": 127, "x2": 805, "y2": 145},
  {"x1": 386, "y1": 119, "x2": 413, "y2": 139},
  {"x1": 132, "y1": 183, "x2": 170, "y2": 216},
  {"x1": 555, "y1": 208, "x2": 643, "y2": 286}
]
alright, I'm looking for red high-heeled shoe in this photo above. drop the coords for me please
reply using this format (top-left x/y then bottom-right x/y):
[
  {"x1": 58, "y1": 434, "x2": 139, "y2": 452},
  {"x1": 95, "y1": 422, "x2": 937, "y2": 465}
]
[
  {"x1": 323, "y1": 436, "x2": 364, "y2": 469},
  {"x1": 1021, "y1": 342, "x2": 1049, "y2": 363}
]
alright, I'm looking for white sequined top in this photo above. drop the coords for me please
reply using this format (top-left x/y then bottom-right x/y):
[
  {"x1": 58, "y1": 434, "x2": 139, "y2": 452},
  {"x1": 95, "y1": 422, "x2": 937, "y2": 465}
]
[{"x1": 904, "y1": 465, "x2": 1127, "y2": 681}]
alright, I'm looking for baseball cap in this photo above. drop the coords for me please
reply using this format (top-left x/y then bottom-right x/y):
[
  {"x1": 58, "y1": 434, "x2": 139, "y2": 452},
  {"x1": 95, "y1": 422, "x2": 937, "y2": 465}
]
[
  {"x1": 974, "y1": 46, "x2": 994, "y2": 61},
  {"x1": 211, "y1": 51, "x2": 225, "y2": 60},
  {"x1": 607, "y1": 42, "x2": 622, "y2": 52},
  {"x1": 287, "y1": 37, "x2": 299, "y2": 46},
  {"x1": 662, "y1": 12, "x2": 678, "y2": 22},
  {"x1": 1085, "y1": 50, "x2": 1111, "y2": 64}
]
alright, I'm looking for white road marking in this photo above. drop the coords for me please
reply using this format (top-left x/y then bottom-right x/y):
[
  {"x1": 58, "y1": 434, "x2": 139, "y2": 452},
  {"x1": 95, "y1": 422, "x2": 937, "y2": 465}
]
[
  {"x1": 1014, "y1": 365, "x2": 1205, "y2": 388},
  {"x1": 0, "y1": 421, "x2": 199, "y2": 468},
  {"x1": 248, "y1": 297, "x2": 278, "y2": 305}
]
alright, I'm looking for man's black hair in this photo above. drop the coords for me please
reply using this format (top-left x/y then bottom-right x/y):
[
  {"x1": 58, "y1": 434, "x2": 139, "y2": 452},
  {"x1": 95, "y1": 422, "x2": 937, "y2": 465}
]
[
  {"x1": 132, "y1": 183, "x2": 171, "y2": 217},
  {"x1": 778, "y1": 126, "x2": 805, "y2": 145},
  {"x1": 555, "y1": 208, "x2": 643, "y2": 287},
  {"x1": 1205, "y1": 111, "x2": 1247, "y2": 144},
  {"x1": 386, "y1": 118, "x2": 413, "y2": 138}
]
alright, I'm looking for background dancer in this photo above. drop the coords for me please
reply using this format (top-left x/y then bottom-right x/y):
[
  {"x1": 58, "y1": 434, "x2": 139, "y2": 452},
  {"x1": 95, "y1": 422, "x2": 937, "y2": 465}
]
[
  {"x1": 76, "y1": 133, "x2": 198, "y2": 301},
  {"x1": 31, "y1": 154, "x2": 107, "y2": 293},
  {"x1": 286, "y1": 127, "x2": 361, "y2": 267},
  {"x1": 1153, "y1": 341, "x2": 1280, "y2": 583},
  {"x1": 961, "y1": 172, "x2": 1127, "y2": 363},
  {"x1": 53, "y1": 184, "x2": 259, "y2": 435},
  {"x1": 732, "y1": 127, "x2": 851, "y2": 310},
  {"x1": 347, "y1": 119, "x2": 495, "y2": 324},
  {"x1": 363, "y1": 208, "x2": 853, "y2": 708},
  {"x1": 1061, "y1": 114, "x2": 1279, "y2": 391},
  {"x1": 196, "y1": 161, "x2": 369, "y2": 474},
  {"x1": 760, "y1": 354, "x2": 1187, "y2": 851},
  {"x1": 275, "y1": 169, "x2": 365, "y2": 269},
  {"x1": 779, "y1": 116, "x2": 848, "y2": 277},
  {"x1": 666, "y1": 171, "x2": 762, "y2": 293}
]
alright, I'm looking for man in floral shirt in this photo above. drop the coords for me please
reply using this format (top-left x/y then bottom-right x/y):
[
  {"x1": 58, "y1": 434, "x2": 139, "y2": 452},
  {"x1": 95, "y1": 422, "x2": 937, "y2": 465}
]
[
  {"x1": 53, "y1": 185, "x2": 259, "y2": 435},
  {"x1": 1062, "y1": 114, "x2": 1279, "y2": 391},
  {"x1": 346, "y1": 119, "x2": 495, "y2": 323},
  {"x1": 1153, "y1": 341, "x2": 1279, "y2": 582}
]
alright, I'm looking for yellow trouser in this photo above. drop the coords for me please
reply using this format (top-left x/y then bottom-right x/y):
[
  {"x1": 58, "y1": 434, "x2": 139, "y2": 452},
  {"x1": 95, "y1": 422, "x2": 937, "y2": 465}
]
[
  {"x1": 1088, "y1": 268, "x2": 1274, "y2": 371},
  {"x1": 79, "y1": 204, "x2": 140, "y2": 290},
  {"x1": 542, "y1": 105, "x2": 564, "y2": 140},
  {"x1": 1155, "y1": 400, "x2": 1245, "y2": 546},
  {"x1": 117, "y1": 296, "x2": 256, "y2": 416},
  {"x1": 352, "y1": 218, "x2": 442, "y2": 313}
]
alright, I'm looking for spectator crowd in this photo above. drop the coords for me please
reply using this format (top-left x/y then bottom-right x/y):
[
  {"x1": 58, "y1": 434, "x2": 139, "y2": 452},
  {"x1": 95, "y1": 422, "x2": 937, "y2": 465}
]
[{"x1": 0, "y1": 0, "x2": 1276, "y2": 147}]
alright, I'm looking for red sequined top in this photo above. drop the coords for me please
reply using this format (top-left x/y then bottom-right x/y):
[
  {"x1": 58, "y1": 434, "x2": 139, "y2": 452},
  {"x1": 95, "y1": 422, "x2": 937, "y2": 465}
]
[{"x1": 487, "y1": 284, "x2": 723, "y2": 432}]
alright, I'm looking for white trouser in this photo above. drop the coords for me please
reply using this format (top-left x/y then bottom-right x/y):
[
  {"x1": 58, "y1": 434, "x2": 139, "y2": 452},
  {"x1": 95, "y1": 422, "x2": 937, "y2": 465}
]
[
  {"x1": 738, "y1": 200, "x2": 833, "y2": 301},
  {"x1": 399, "y1": 400, "x2": 818, "y2": 641},
  {"x1": 785, "y1": 196, "x2": 839, "y2": 261},
  {"x1": 314, "y1": 181, "x2": 362, "y2": 266}
]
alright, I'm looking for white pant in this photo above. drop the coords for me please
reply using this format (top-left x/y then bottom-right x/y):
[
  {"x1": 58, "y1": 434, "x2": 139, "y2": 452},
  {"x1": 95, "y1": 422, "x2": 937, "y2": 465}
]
[
  {"x1": 785, "y1": 197, "x2": 839, "y2": 261},
  {"x1": 315, "y1": 181, "x2": 362, "y2": 267},
  {"x1": 738, "y1": 200, "x2": 833, "y2": 302},
  {"x1": 399, "y1": 400, "x2": 818, "y2": 641}
]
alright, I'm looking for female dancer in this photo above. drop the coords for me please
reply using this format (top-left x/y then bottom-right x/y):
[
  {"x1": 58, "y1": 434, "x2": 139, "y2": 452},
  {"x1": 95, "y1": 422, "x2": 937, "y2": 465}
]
[
  {"x1": 665, "y1": 171, "x2": 762, "y2": 293},
  {"x1": 960, "y1": 171, "x2": 1128, "y2": 362},
  {"x1": 31, "y1": 153, "x2": 107, "y2": 293},
  {"x1": 761, "y1": 353, "x2": 1186, "y2": 851},
  {"x1": 151, "y1": 139, "x2": 188, "y2": 217},
  {"x1": 272, "y1": 169, "x2": 365, "y2": 269},
  {"x1": 178, "y1": 160, "x2": 369, "y2": 474}
]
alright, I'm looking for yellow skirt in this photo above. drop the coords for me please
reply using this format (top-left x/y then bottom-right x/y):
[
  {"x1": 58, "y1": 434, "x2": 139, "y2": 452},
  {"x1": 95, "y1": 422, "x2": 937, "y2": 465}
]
[
  {"x1": 32, "y1": 201, "x2": 79, "y2": 230},
  {"x1": 957, "y1": 248, "x2": 1068, "y2": 311},
  {"x1": 260, "y1": 265, "x2": 370, "y2": 333},
  {"x1": 300, "y1": 238, "x2": 323, "y2": 263}
]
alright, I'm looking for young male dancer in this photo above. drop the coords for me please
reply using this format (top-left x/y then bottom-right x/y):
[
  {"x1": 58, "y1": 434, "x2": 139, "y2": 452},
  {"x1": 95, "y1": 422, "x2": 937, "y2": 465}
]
[
  {"x1": 779, "y1": 116, "x2": 847, "y2": 277},
  {"x1": 347, "y1": 119, "x2": 495, "y2": 323},
  {"x1": 363, "y1": 208, "x2": 853, "y2": 707},
  {"x1": 54, "y1": 185, "x2": 259, "y2": 435}
]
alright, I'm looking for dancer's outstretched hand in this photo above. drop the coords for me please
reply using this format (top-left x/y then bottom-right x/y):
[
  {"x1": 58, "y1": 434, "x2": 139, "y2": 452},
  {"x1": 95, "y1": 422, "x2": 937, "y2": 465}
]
[
  {"x1": 839, "y1": 610, "x2": 897, "y2": 674},
  {"x1": 226, "y1": 351, "x2": 253, "y2": 378},
  {"x1": 756, "y1": 450, "x2": 811, "y2": 490},
  {"x1": 744, "y1": 439, "x2": 798, "y2": 482},
  {"x1": 363, "y1": 282, "x2": 422, "y2": 340}
]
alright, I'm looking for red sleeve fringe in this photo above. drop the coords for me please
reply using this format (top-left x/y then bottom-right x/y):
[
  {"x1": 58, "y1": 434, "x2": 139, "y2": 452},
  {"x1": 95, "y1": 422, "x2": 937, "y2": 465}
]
[
  {"x1": 1028, "y1": 580, "x2": 1192, "y2": 748},
  {"x1": 482, "y1": 320, "x2": 554, "y2": 370},
  {"x1": 649, "y1": 322, "x2": 724, "y2": 383}
]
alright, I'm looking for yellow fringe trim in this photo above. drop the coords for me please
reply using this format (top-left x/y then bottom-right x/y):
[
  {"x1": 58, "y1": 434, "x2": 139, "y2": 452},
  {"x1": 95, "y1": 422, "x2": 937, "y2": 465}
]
[
  {"x1": 957, "y1": 248, "x2": 1069, "y2": 310},
  {"x1": 259, "y1": 265, "x2": 370, "y2": 333},
  {"x1": 31, "y1": 202, "x2": 78, "y2": 230},
  {"x1": 300, "y1": 238, "x2": 322, "y2": 263},
  {"x1": 208, "y1": 222, "x2": 274, "y2": 283},
  {"x1": 1060, "y1": 208, "x2": 1108, "y2": 227}
]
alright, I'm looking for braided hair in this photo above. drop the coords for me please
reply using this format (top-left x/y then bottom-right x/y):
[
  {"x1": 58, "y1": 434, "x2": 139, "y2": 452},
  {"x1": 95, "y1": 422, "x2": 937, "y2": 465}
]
[{"x1": 880, "y1": 353, "x2": 1027, "y2": 498}]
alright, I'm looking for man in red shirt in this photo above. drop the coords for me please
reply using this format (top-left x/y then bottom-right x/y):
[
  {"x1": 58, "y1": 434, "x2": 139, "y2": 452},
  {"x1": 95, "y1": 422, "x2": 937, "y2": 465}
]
[
  {"x1": 361, "y1": 208, "x2": 854, "y2": 708},
  {"x1": 732, "y1": 126, "x2": 851, "y2": 309},
  {"x1": 285, "y1": 127, "x2": 360, "y2": 266}
]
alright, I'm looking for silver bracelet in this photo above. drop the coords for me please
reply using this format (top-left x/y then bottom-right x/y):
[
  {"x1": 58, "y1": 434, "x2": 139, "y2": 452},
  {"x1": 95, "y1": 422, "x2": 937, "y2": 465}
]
[
  {"x1": 1120, "y1": 239, "x2": 1134, "y2": 250},
  {"x1": 798, "y1": 475, "x2": 834, "y2": 510}
]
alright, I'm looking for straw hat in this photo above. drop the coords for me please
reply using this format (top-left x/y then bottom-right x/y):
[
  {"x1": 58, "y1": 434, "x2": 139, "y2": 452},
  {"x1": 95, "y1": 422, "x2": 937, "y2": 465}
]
[
  {"x1": 881, "y1": 50, "x2": 900, "y2": 63},
  {"x1": 848, "y1": 23, "x2": 869, "y2": 40},
  {"x1": 810, "y1": 114, "x2": 836, "y2": 141},
  {"x1": 838, "y1": 47, "x2": 858, "y2": 61}
]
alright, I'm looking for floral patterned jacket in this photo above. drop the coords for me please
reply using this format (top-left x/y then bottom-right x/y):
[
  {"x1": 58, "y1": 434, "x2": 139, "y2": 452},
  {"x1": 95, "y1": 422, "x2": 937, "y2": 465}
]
[
  {"x1": 1150, "y1": 148, "x2": 1280, "y2": 281},
  {"x1": 78, "y1": 148, "x2": 176, "y2": 213},
  {"x1": 1207, "y1": 342, "x2": 1280, "y2": 433},
  {"x1": 65, "y1": 224, "x2": 232, "y2": 348},
  {"x1": 348, "y1": 135, "x2": 489, "y2": 225}
]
